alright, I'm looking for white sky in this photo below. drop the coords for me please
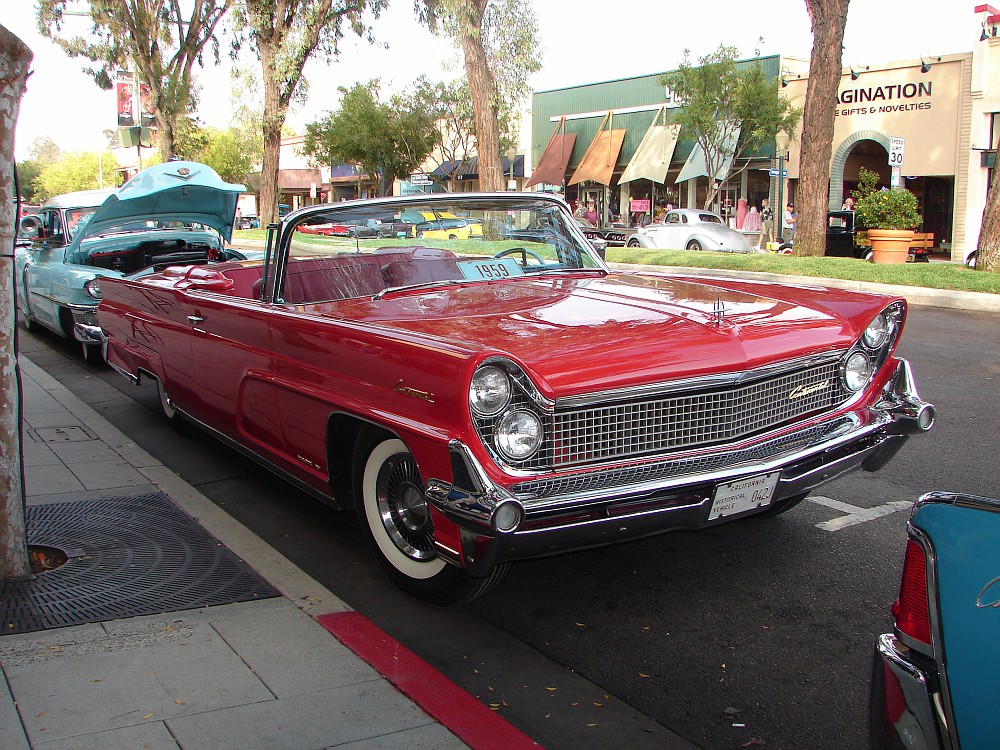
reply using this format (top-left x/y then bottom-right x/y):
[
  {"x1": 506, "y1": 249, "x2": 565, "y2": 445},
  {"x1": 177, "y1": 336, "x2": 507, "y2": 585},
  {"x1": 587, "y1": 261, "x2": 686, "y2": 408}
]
[{"x1": 4, "y1": 0, "x2": 977, "y2": 161}]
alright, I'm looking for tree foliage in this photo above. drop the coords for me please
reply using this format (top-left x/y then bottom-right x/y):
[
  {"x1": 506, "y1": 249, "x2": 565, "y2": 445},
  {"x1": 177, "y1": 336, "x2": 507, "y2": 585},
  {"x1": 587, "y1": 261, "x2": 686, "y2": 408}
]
[
  {"x1": 795, "y1": 0, "x2": 851, "y2": 257},
  {"x1": 417, "y1": 0, "x2": 538, "y2": 191},
  {"x1": 15, "y1": 160, "x2": 44, "y2": 203},
  {"x1": 175, "y1": 123, "x2": 261, "y2": 184},
  {"x1": 661, "y1": 45, "x2": 800, "y2": 210},
  {"x1": 36, "y1": 150, "x2": 121, "y2": 199},
  {"x1": 36, "y1": 0, "x2": 230, "y2": 161},
  {"x1": 230, "y1": 0, "x2": 388, "y2": 224},
  {"x1": 302, "y1": 80, "x2": 437, "y2": 196}
]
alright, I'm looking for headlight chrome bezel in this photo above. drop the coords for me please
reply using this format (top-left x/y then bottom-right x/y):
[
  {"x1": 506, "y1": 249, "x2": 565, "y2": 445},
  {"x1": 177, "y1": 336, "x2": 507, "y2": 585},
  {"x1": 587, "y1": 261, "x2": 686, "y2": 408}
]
[
  {"x1": 469, "y1": 358, "x2": 550, "y2": 470},
  {"x1": 494, "y1": 409, "x2": 543, "y2": 461},
  {"x1": 841, "y1": 301, "x2": 906, "y2": 392}
]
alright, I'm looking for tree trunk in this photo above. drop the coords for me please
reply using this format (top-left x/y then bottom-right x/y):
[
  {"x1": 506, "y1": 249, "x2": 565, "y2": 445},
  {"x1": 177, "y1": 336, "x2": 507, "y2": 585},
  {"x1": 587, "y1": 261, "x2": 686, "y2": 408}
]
[
  {"x1": 0, "y1": 24, "x2": 34, "y2": 581},
  {"x1": 796, "y1": 0, "x2": 850, "y2": 257},
  {"x1": 258, "y1": 43, "x2": 286, "y2": 226},
  {"x1": 459, "y1": 4, "x2": 503, "y2": 192},
  {"x1": 976, "y1": 157, "x2": 1000, "y2": 272}
]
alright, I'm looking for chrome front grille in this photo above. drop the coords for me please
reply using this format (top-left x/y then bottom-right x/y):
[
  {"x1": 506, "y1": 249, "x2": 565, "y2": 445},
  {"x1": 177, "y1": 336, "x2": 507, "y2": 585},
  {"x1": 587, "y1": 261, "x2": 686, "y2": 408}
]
[
  {"x1": 549, "y1": 361, "x2": 845, "y2": 467},
  {"x1": 475, "y1": 357, "x2": 849, "y2": 471}
]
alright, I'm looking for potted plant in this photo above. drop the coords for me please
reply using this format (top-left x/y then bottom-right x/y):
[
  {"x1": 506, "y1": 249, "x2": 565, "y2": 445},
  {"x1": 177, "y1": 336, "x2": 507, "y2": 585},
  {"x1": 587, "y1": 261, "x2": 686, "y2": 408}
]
[{"x1": 852, "y1": 168, "x2": 921, "y2": 264}]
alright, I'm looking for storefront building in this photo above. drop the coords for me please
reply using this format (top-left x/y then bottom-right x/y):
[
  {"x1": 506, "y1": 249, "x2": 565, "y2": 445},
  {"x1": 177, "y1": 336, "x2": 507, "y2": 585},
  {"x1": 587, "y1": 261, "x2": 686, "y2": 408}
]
[{"x1": 528, "y1": 9, "x2": 1000, "y2": 262}]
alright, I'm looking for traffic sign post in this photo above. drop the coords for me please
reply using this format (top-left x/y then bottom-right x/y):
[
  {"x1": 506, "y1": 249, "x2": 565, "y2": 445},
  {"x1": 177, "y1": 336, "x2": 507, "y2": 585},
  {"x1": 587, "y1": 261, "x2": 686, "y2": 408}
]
[{"x1": 889, "y1": 137, "x2": 905, "y2": 167}]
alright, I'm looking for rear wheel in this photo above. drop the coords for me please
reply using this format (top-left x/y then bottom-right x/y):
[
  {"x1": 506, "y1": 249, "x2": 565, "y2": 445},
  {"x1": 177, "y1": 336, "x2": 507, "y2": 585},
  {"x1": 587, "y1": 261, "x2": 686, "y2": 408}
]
[
  {"x1": 626, "y1": 238, "x2": 641, "y2": 248},
  {"x1": 353, "y1": 431, "x2": 508, "y2": 605},
  {"x1": 687, "y1": 240, "x2": 702, "y2": 251}
]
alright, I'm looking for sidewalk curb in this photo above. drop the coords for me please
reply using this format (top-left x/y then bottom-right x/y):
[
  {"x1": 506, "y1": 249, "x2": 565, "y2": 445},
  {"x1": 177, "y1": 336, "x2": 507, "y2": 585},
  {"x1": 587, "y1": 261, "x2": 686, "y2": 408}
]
[{"x1": 19, "y1": 356, "x2": 351, "y2": 620}]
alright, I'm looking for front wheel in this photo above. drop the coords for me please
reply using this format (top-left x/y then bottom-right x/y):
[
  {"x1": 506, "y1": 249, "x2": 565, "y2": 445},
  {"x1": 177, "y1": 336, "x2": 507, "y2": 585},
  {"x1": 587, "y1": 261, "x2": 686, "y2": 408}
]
[{"x1": 353, "y1": 432, "x2": 508, "y2": 606}]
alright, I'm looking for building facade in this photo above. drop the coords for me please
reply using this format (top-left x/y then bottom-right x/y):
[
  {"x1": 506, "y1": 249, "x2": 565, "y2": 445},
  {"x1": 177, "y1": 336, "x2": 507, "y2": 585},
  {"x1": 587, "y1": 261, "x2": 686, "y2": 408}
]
[{"x1": 528, "y1": 10, "x2": 1000, "y2": 262}]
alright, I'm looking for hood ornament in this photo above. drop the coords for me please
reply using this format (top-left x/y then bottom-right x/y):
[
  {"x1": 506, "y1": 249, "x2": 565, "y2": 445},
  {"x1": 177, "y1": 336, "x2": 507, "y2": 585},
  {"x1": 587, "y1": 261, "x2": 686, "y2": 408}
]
[{"x1": 713, "y1": 298, "x2": 727, "y2": 326}]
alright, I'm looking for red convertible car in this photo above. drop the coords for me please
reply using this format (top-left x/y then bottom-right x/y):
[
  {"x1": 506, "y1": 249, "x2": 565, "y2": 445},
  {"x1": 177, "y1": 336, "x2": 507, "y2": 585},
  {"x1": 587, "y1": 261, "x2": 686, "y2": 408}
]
[{"x1": 95, "y1": 193, "x2": 935, "y2": 604}]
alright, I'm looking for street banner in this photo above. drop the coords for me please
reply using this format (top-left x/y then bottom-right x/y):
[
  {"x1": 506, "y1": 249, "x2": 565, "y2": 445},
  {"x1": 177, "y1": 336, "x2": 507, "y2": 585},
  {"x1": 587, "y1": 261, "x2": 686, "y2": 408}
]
[{"x1": 116, "y1": 72, "x2": 136, "y2": 127}]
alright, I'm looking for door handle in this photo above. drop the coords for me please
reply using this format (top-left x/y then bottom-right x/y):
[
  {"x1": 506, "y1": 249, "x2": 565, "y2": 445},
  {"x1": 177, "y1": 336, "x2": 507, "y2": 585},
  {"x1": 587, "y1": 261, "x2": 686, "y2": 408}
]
[{"x1": 187, "y1": 315, "x2": 205, "y2": 325}]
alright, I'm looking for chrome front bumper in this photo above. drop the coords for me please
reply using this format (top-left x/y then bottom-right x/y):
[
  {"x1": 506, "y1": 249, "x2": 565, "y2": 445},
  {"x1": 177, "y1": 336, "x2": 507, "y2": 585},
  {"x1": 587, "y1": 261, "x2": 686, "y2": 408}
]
[
  {"x1": 425, "y1": 358, "x2": 934, "y2": 574},
  {"x1": 871, "y1": 634, "x2": 948, "y2": 750}
]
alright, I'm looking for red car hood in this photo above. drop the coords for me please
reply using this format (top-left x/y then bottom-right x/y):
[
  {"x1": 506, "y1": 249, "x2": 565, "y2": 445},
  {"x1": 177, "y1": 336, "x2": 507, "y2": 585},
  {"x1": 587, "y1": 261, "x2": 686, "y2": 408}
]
[{"x1": 321, "y1": 272, "x2": 888, "y2": 397}]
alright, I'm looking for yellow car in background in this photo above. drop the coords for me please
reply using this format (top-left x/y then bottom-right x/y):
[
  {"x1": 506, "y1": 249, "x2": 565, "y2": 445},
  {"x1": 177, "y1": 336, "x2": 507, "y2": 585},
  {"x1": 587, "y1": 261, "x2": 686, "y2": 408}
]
[{"x1": 401, "y1": 210, "x2": 479, "y2": 240}]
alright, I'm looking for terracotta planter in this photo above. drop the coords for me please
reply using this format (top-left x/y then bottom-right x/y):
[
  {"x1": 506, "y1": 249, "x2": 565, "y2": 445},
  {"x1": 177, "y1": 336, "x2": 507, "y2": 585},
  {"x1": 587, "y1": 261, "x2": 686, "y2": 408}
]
[{"x1": 868, "y1": 228, "x2": 913, "y2": 264}]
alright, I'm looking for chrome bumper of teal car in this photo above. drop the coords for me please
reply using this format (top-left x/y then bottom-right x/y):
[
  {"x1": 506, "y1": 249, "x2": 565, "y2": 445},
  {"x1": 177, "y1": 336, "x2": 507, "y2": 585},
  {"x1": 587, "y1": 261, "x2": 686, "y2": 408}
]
[{"x1": 871, "y1": 633, "x2": 948, "y2": 750}]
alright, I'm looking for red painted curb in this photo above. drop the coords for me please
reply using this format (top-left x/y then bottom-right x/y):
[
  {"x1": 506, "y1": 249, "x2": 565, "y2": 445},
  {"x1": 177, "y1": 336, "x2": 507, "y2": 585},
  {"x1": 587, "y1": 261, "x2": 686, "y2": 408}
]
[{"x1": 317, "y1": 610, "x2": 542, "y2": 750}]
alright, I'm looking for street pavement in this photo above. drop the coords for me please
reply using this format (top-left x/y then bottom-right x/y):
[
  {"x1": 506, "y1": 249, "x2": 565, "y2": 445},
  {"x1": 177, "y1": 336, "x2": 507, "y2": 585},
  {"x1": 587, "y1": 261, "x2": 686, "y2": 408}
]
[{"x1": 0, "y1": 357, "x2": 545, "y2": 750}]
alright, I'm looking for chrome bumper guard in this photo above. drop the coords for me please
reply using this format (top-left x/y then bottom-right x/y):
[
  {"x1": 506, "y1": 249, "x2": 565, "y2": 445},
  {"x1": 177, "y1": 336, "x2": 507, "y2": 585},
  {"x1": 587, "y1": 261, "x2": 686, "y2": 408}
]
[
  {"x1": 425, "y1": 358, "x2": 933, "y2": 574},
  {"x1": 871, "y1": 634, "x2": 946, "y2": 750}
]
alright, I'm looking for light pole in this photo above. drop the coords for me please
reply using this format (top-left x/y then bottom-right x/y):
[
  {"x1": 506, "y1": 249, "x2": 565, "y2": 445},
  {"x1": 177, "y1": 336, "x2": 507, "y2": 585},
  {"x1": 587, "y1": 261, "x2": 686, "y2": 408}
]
[
  {"x1": 775, "y1": 130, "x2": 789, "y2": 242},
  {"x1": 506, "y1": 146, "x2": 518, "y2": 191}
]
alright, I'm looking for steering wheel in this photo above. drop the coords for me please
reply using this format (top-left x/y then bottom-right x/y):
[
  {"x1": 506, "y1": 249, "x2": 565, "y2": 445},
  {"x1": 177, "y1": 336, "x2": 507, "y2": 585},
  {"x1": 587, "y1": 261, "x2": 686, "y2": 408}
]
[{"x1": 494, "y1": 247, "x2": 546, "y2": 266}]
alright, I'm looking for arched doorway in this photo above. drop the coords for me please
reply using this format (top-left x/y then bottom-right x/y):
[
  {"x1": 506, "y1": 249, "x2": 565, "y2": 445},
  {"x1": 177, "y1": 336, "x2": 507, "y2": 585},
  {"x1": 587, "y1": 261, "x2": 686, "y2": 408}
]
[{"x1": 830, "y1": 131, "x2": 891, "y2": 211}]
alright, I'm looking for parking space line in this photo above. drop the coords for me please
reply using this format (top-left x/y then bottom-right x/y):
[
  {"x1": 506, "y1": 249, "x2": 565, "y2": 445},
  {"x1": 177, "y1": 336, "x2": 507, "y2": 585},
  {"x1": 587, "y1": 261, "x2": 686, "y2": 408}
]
[{"x1": 807, "y1": 496, "x2": 912, "y2": 531}]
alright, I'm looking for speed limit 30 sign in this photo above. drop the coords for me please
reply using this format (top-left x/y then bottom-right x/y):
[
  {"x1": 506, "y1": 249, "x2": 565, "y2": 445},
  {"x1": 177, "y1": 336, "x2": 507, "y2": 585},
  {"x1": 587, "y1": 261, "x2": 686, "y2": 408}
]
[{"x1": 889, "y1": 137, "x2": 904, "y2": 167}]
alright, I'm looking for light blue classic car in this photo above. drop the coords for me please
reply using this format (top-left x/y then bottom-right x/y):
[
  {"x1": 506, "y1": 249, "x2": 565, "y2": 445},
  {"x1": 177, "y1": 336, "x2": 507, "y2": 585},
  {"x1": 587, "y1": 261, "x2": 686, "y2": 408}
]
[
  {"x1": 871, "y1": 491, "x2": 1000, "y2": 749},
  {"x1": 16, "y1": 161, "x2": 246, "y2": 363}
]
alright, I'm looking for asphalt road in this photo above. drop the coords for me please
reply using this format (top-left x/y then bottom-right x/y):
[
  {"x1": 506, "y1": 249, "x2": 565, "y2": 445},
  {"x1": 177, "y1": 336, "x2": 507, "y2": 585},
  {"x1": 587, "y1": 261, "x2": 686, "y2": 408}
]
[{"x1": 17, "y1": 304, "x2": 999, "y2": 750}]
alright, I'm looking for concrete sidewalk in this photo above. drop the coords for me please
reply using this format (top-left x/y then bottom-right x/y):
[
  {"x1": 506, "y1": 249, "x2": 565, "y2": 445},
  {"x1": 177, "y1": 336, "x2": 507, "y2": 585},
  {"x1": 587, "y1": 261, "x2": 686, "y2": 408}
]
[{"x1": 0, "y1": 357, "x2": 492, "y2": 750}]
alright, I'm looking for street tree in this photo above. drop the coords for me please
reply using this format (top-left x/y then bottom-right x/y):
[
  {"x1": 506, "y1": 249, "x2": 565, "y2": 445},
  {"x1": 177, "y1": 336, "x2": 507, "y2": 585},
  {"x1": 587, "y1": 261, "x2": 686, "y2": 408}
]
[
  {"x1": 36, "y1": 150, "x2": 122, "y2": 199},
  {"x1": 975, "y1": 154, "x2": 1000, "y2": 271},
  {"x1": 795, "y1": 0, "x2": 851, "y2": 257},
  {"x1": 417, "y1": 0, "x2": 539, "y2": 192},
  {"x1": 412, "y1": 76, "x2": 520, "y2": 189},
  {"x1": 230, "y1": 0, "x2": 388, "y2": 225},
  {"x1": 15, "y1": 160, "x2": 44, "y2": 203},
  {"x1": 1, "y1": 23, "x2": 34, "y2": 582},
  {"x1": 175, "y1": 124, "x2": 261, "y2": 185},
  {"x1": 302, "y1": 80, "x2": 437, "y2": 196},
  {"x1": 661, "y1": 45, "x2": 801, "y2": 211},
  {"x1": 29, "y1": 135, "x2": 63, "y2": 163},
  {"x1": 36, "y1": 0, "x2": 231, "y2": 162}
]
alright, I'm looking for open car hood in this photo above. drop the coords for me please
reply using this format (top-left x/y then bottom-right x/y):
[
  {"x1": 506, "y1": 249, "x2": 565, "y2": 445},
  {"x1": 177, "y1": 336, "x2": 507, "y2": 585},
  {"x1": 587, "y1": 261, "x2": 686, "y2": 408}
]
[{"x1": 79, "y1": 161, "x2": 245, "y2": 243}]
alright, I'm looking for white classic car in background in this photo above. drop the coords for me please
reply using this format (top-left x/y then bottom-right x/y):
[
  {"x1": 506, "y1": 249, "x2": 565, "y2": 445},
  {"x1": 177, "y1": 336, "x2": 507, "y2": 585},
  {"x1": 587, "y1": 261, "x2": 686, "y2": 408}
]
[{"x1": 628, "y1": 208, "x2": 755, "y2": 253}]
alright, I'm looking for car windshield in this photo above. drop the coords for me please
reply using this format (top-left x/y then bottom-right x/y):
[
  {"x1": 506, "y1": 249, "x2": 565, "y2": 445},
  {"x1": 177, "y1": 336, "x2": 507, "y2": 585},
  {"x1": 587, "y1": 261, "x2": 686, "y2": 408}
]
[
  {"x1": 65, "y1": 207, "x2": 100, "y2": 240},
  {"x1": 278, "y1": 196, "x2": 602, "y2": 304}
]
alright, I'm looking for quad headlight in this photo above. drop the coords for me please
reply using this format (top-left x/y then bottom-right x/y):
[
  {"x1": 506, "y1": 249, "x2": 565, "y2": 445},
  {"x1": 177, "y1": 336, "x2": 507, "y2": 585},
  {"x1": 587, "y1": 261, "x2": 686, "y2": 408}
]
[
  {"x1": 862, "y1": 312, "x2": 890, "y2": 349},
  {"x1": 843, "y1": 351, "x2": 873, "y2": 391},
  {"x1": 470, "y1": 360, "x2": 548, "y2": 467},
  {"x1": 495, "y1": 409, "x2": 543, "y2": 461},
  {"x1": 469, "y1": 365, "x2": 511, "y2": 416}
]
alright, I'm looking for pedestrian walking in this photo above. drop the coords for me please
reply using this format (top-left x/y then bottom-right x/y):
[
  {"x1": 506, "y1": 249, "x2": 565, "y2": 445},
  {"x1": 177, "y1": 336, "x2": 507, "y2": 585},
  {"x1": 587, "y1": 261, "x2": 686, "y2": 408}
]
[{"x1": 758, "y1": 198, "x2": 774, "y2": 250}]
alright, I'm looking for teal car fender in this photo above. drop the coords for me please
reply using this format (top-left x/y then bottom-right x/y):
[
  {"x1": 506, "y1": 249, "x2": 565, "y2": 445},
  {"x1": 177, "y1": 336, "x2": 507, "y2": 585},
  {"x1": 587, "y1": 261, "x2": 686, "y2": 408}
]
[{"x1": 871, "y1": 492, "x2": 1000, "y2": 749}]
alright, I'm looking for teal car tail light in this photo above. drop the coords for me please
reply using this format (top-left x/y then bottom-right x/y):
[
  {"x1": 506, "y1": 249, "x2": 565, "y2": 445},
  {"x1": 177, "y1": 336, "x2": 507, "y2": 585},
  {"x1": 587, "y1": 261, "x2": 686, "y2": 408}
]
[{"x1": 891, "y1": 538, "x2": 932, "y2": 647}]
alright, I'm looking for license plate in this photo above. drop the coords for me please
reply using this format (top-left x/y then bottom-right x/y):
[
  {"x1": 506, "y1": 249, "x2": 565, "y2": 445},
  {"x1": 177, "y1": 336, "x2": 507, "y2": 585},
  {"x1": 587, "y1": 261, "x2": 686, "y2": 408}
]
[{"x1": 708, "y1": 471, "x2": 781, "y2": 520}]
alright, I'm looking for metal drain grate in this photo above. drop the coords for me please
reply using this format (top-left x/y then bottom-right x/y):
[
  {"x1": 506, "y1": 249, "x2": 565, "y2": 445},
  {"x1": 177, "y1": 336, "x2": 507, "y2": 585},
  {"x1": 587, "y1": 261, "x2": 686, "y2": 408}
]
[{"x1": 1, "y1": 493, "x2": 280, "y2": 635}]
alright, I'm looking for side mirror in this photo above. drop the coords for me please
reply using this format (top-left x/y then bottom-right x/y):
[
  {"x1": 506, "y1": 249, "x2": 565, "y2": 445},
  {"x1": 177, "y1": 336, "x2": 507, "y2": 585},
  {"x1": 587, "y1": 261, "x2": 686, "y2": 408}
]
[{"x1": 19, "y1": 214, "x2": 42, "y2": 238}]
